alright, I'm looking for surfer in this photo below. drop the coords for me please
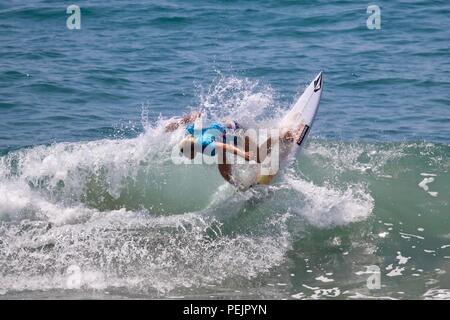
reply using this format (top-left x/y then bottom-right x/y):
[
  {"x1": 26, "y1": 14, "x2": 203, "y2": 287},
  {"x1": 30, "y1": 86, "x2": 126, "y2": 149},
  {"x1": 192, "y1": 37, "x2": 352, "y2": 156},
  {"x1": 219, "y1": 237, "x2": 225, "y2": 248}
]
[
  {"x1": 165, "y1": 112, "x2": 267, "y2": 183},
  {"x1": 165, "y1": 111, "x2": 306, "y2": 185}
]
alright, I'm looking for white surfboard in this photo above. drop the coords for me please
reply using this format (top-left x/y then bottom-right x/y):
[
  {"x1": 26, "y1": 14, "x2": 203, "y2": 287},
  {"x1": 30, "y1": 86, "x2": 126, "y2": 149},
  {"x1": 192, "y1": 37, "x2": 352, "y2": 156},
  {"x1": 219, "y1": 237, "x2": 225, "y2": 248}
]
[
  {"x1": 280, "y1": 71, "x2": 323, "y2": 161},
  {"x1": 231, "y1": 72, "x2": 323, "y2": 189}
]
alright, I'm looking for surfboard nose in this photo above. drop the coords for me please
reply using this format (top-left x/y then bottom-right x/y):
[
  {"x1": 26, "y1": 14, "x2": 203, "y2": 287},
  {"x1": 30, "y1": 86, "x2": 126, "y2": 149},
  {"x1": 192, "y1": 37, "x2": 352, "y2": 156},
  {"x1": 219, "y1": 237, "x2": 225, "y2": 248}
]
[{"x1": 314, "y1": 71, "x2": 323, "y2": 92}]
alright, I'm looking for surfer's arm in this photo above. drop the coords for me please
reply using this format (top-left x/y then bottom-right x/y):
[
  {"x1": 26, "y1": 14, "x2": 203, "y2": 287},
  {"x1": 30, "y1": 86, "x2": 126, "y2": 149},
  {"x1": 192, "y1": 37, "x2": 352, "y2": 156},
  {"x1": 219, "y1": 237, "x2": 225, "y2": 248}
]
[
  {"x1": 215, "y1": 142, "x2": 256, "y2": 162},
  {"x1": 165, "y1": 112, "x2": 201, "y2": 132}
]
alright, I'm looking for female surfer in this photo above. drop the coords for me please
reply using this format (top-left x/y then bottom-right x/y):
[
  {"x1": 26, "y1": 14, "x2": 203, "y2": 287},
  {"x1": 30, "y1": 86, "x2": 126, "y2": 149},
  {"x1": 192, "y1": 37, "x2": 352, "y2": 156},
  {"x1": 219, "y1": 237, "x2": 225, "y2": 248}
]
[
  {"x1": 165, "y1": 112, "x2": 264, "y2": 184},
  {"x1": 165, "y1": 111, "x2": 306, "y2": 186}
]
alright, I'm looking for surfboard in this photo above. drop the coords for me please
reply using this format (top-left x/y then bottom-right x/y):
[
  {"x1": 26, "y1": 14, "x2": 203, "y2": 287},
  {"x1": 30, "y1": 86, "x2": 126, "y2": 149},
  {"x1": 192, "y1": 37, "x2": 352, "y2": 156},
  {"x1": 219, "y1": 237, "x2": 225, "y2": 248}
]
[
  {"x1": 256, "y1": 71, "x2": 324, "y2": 186},
  {"x1": 228, "y1": 72, "x2": 323, "y2": 190}
]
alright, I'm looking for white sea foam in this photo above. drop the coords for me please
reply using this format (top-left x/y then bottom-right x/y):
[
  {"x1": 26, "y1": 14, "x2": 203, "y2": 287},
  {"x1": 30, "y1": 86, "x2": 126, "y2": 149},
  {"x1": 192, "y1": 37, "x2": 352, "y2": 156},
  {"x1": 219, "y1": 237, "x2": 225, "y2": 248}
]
[
  {"x1": 423, "y1": 289, "x2": 450, "y2": 300},
  {"x1": 315, "y1": 276, "x2": 334, "y2": 283},
  {"x1": 396, "y1": 252, "x2": 411, "y2": 265},
  {"x1": 0, "y1": 88, "x2": 294, "y2": 295},
  {"x1": 386, "y1": 267, "x2": 405, "y2": 277},
  {"x1": 399, "y1": 232, "x2": 425, "y2": 240},
  {"x1": 418, "y1": 176, "x2": 439, "y2": 197},
  {"x1": 285, "y1": 175, "x2": 373, "y2": 228},
  {"x1": 0, "y1": 211, "x2": 291, "y2": 294}
]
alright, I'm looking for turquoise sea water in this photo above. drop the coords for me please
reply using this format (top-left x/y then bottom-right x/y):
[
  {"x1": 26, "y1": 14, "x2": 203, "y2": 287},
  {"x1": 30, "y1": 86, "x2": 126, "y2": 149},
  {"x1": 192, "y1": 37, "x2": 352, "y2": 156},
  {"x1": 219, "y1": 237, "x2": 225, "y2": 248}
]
[{"x1": 0, "y1": 1, "x2": 449, "y2": 299}]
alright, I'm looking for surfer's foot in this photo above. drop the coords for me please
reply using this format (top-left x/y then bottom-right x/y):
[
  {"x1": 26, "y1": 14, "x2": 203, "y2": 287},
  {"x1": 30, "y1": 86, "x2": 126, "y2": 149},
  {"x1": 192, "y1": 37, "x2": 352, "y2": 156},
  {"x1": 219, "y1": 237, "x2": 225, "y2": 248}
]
[{"x1": 256, "y1": 174, "x2": 275, "y2": 185}]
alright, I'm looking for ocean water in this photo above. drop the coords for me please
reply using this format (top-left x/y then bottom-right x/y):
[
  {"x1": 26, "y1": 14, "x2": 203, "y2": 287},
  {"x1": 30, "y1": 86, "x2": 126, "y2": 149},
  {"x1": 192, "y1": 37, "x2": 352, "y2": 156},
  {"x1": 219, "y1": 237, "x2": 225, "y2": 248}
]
[{"x1": 0, "y1": 0, "x2": 449, "y2": 299}]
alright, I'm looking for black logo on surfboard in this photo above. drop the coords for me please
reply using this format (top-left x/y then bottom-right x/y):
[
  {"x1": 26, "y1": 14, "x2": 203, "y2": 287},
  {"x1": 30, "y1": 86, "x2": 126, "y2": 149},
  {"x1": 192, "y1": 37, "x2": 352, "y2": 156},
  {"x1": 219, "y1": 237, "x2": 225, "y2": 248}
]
[
  {"x1": 296, "y1": 125, "x2": 310, "y2": 146},
  {"x1": 314, "y1": 74, "x2": 322, "y2": 92}
]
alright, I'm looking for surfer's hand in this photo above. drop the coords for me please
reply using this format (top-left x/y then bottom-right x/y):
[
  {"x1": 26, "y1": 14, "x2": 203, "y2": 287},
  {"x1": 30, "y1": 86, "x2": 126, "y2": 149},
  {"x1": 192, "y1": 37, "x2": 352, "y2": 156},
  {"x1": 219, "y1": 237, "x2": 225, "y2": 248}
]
[
  {"x1": 166, "y1": 112, "x2": 202, "y2": 132},
  {"x1": 165, "y1": 121, "x2": 179, "y2": 132},
  {"x1": 184, "y1": 111, "x2": 201, "y2": 123},
  {"x1": 218, "y1": 143, "x2": 254, "y2": 162}
]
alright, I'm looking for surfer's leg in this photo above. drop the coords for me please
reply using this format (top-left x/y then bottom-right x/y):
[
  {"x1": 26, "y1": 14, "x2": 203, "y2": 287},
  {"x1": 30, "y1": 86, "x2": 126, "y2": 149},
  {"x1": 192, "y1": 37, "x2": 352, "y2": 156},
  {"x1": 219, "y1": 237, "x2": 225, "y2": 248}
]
[
  {"x1": 218, "y1": 163, "x2": 233, "y2": 183},
  {"x1": 257, "y1": 137, "x2": 273, "y2": 163},
  {"x1": 217, "y1": 146, "x2": 233, "y2": 183},
  {"x1": 256, "y1": 174, "x2": 275, "y2": 185},
  {"x1": 240, "y1": 135, "x2": 273, "y2": 164},
  {"x1": 254, "y1": 136, "x2": 276, "y2": 185}
]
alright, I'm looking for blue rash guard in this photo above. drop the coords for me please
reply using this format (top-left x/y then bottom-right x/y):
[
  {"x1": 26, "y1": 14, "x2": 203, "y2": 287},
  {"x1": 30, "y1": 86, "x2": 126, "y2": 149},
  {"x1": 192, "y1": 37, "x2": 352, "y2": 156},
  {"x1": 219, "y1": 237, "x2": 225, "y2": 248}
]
[{"x1": 186, "y1": 122, "x2": 227, "y2": 156}]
